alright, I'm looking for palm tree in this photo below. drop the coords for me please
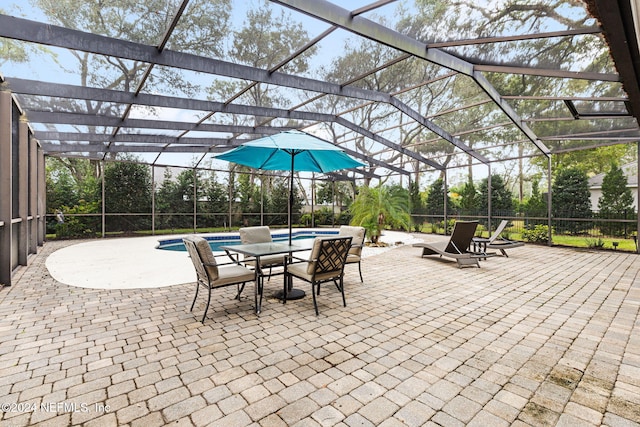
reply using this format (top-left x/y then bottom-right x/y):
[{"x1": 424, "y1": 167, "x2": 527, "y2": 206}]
[{"x1": 349, "y1": 185, "x2": 410, "y2": 244}]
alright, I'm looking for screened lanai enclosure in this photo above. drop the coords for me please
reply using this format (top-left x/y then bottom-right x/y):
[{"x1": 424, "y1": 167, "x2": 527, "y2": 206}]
[{"x1": 2, "y1": 0, "x2": 640, "y2": 285}]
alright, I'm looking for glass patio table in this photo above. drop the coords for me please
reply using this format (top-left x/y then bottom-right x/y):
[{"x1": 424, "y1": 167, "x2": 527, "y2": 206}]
[{"x1": 220, "y1": 240, "x2": 314, "y2": 314}]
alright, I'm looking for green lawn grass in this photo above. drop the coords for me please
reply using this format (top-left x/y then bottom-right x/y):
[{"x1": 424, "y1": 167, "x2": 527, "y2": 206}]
[
  {"x1": 48, "y1": 221, "x2": 639, "y2": 253},
  {"x1": 420, "y1": 219, "x2": 638, "y2": 253}
]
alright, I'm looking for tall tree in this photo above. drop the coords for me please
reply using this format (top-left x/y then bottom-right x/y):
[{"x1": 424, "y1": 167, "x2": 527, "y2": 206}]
[
  {"x1": 478, "y1": 175, "x2": 514, "y2": 219},
  {"x1": 532, "y1": 145, "x2": 635, "y2": 177},
  {"x1": 103, "y1": 160, "x2": 152, "y2": 232},
  {"x1": 524, "y1": 177, "x2": 547, "y2": 226},
  {"x1": 552, "y1": 168, "x2": 592, "y2": 234},
  {"x1": 400, "y1": 0, "x2": 622, "y2": 193},
  {"x1": 226, "y1": 2, "x2": 316, "y2": 112},
  {"x1": 237, "y1": 172, "x2": 262, "y2": 225},
  {"x1": 598, "y1": 162, "x2": 635, "y2": 236},
  {"x1": 458, "y1": 176, "x2": 478, "y2": 215},
  {"x1": 0, "y1": 5, "x2": 54, "y2": 66},
  {"x1": 397, "y1": 0, "x2": 600, "y2": 186},
  {"x1": 35, "y1": 0, "x2": 230, "y2": 93},
  {"x1": 203, "y1": 172, "x2": 226, "y2": 208},
  {"x1": 316, "y1": 181, "x2": 353, "y2": 209},
  {"x1": 266, "y1": 177, "x2": 301, "y2": 227},
  {"x1": 155, "y1": 169, "x2": 184, "y2": 229},
  {"x1": 46, "y1": 158, "x2": 87, "y2": 211},
  {"x1": 207, "y1": 1, "x2": 317, "y2": 215},
  {"x1": 34, "y1": 0, "x2": 232, "y2": 191},
  {"x1": 322, "y1": 34, "x2": 456, "y2": 182},
  {"x1": 409, "y1": 180, "x2": 425, "y2": 213},
  {"x1": 425, "y1": 178, "x2": 451, "y2": 217}
]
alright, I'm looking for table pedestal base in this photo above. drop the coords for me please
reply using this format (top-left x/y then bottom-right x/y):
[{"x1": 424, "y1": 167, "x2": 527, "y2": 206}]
[{"x1": 274, "y1": 288, "x2": 306, "y2": 300}]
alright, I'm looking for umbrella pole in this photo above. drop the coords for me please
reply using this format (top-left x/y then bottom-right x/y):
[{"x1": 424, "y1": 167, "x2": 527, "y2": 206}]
[
  {"x1": 289, "y1": 155, "x2": 294, "y2": 246},
  {"x1": 279, "y1": 153, "x2": 306, "y2": 301}
]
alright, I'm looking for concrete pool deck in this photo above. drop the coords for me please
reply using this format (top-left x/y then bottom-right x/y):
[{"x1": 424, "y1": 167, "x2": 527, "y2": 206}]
[
  {"x1": 1, "y1": 234, "x2": 639, "y2": 426},
  {"x1": 44, "y1": 230, "x2": 421, "y2": 289}
]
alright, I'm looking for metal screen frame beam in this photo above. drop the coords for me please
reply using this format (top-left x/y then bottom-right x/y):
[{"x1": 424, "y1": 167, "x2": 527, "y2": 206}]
[
  {"x1": 0, "y1": 16, "x2": 452, "y2": 168},
  {"x1": 26, "y1": 111, "x2": 294, "y2": 135},
  {"x1": 586, "y1": 0, "x2": 640, "y2": 119},
  {"x1": 8, "y1": 79, "x2": 432, "y2": 173},
  {"x1": 428, "y1": 27, "x2": 601, "y2": 48},
  {"x1": 270, "y1": 0, "x2": 551, "y2": 157}
]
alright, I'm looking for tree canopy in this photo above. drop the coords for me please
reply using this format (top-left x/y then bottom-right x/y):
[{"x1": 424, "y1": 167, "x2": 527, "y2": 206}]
[
  {"x1": 598, "y1": 163, "x2": 635, "y2": 236},
  {"x1": 552, "y1": 168, "x2": 592, "y2": 234}
]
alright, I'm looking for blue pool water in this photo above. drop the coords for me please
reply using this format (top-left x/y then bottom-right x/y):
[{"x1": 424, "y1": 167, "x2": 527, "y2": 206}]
[{"x1": 156, "y1": 230, "x2": 338, "y2": 252}]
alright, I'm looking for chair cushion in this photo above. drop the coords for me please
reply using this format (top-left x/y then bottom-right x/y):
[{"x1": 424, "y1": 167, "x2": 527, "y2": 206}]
[
  {"x1": 243, "y1": 253, "x2": 286, "y2": 267},
  {"x1": 339, "y1": 226, "x2": 365, "y2": 256},
  {"x1": 213, "y1": 265, "x2": 255, "y2": 287},
  {"x1": 260, "y1": 253, "x2": 286, "y2": 266},
  {"x1": 346, "y1": 253, "x2": 361, "y2": 264},
  {"x1": 307, "y1": 237, "x2": 352, "y2": 275},
  {"x1": 307, "y1": 238, "x2": 323, "y2": 275},
  {"x1": 287, "y1": 261, "x2": 342, "y2": 282},
  {"x1": 190, "y1": 235, "x2": 218, "y2": 278},
  {"x1": 239, "y1": 226, "x2": 273, "y2": 244}
]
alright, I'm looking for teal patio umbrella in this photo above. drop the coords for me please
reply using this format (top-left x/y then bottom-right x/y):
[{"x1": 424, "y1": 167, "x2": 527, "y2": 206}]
[{"x1": 214, "y1": 130, "x2": 365, "y2": 245}]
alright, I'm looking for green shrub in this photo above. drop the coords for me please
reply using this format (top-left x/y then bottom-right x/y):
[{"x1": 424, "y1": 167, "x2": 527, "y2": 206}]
[
  {"x1": 300, "y1": 213, "x2": 312, "y2": 226},
  {"x1": 336, "y1": 210, "x2": 351, "y2": 225},
  {"x1": 439, "y1": 219, "x2": 455, "y2": 234},
  {"x1": 55, "y1": 216, "x2": 97, "y2": 238},
  {"x1": 314, "y1": 207, "x2": 334, "y2": 226},
  {"x1": 54, "y1": 201, "x2": 100, "y2": 238},
  {"x1": 522, "y1": 224, "x2": 549, "y2": 243},
  {"x1": 585, "y1": 237, "x2": 605, "y2": 249}
]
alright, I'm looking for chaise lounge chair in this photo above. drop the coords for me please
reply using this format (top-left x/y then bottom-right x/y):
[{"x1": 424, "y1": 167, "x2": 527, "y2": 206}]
[
  {"x1": 473, "y1": 220, "x2": 525, "y2": 257},
  {"x1": 413, "y1": 220, "x2": 481, "y2": 268}
]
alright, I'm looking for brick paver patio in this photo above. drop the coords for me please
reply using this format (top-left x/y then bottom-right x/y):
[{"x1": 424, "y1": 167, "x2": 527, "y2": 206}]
[{"x1": 1, "y1": 237, "x2": 639, "y2": 426}]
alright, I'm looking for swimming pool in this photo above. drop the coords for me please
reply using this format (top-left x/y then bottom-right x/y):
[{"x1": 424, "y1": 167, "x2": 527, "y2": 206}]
[{"x1": 156, "y1": 229, "x2": 339, "y2": 252}]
